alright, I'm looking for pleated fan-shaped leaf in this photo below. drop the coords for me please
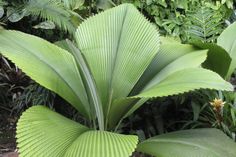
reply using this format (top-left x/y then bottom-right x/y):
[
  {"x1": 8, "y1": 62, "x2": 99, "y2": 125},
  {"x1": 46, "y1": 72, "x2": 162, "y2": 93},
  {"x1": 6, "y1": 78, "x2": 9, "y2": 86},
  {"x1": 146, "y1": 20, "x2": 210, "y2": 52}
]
[
  {"x1": 142, "y1": 50, "x2": 208, "y2": 90},
  {"x1": 107, "y1": 37, "x2": 233, "y2": 128},
  {"x1": 75, "y1": 3, "x2": 160, "y2": 118},
  {"x1": 0, "y1": 30, "x2": 91, "y2": 118},
  {"x1": 131, "y1": 36, "x2": 233, "y2": 99},
  {"x1": 16, "y1": 106, "x2": 89, "y2": 157},
  {"x1": 16, "y1": 106, "x2": 138, "y2": 157},
  {"x1": 130, "y1": 37, "x2": 197, "y2": 95},
  {"x1": 108, "y1": 48, "x2": 209, "y2": 128},
  {"x1": 137, "y1": 128, "x2": 236, "y2": 157},
  {"x1": 109, "y1": 40, "x2": 233, "y2": 128},
  {"x1": 136, "y1": 68, "x2": 233, "y2": 98},
  {"x1": 64, "y1": 131, "x2": 138, "y2": 157}
]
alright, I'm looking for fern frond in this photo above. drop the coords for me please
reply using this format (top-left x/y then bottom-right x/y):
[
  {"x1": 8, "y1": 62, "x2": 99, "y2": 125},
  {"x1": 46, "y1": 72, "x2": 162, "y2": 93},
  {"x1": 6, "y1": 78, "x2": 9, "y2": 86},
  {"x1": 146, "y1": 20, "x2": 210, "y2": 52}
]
[
  {"x1": 186, "y1": 7, "x2": 223, "y2": 43},
  {"x1": 25, "y1": 0, "x2": 76, "y2": 33}
]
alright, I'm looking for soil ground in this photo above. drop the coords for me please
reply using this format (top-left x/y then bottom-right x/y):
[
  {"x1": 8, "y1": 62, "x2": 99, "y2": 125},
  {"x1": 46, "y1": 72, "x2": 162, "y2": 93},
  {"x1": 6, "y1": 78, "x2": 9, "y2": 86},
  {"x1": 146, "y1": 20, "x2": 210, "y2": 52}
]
[{"x1": 0, "y1": 109, "x2": 17, "y2": 157}]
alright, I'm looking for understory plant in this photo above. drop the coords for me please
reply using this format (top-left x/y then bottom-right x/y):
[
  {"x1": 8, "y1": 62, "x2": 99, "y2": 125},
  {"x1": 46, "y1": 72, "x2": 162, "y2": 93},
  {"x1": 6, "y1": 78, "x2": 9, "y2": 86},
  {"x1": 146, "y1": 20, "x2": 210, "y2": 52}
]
[
  {"x1": 0, "y1": 0, "x2": 84, "y2": 33},
  {"x1": 185, "y1": 21, "x2": 236, "y2": 142},
  {"x1": 190, "y1": 90, "x2": 236, "y2": 140},
  {"x1": 0, "y1": 4, "x2": 236, "y2": 157}
]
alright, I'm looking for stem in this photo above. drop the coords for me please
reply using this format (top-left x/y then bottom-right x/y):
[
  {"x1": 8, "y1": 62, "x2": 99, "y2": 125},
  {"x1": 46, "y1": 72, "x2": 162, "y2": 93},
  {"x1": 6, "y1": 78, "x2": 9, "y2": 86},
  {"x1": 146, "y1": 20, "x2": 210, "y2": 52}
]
[{"x1": 67, "y1": 40, "x2": 104, "y2": 130}]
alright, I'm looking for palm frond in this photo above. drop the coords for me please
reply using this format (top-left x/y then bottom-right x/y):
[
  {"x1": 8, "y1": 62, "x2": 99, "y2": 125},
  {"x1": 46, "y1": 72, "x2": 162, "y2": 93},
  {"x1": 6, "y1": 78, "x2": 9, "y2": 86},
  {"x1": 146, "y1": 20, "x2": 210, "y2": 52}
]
[{"x1": 25, "y1": 0, "x2": 76, "y2": 33}]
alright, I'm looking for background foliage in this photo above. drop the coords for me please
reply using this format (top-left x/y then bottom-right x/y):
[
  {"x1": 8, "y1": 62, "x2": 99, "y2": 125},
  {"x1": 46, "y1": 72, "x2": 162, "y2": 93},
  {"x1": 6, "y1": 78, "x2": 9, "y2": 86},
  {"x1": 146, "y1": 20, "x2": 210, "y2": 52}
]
[{"x1": 121, "y1": 0, "x2": 234, "y2": 42}]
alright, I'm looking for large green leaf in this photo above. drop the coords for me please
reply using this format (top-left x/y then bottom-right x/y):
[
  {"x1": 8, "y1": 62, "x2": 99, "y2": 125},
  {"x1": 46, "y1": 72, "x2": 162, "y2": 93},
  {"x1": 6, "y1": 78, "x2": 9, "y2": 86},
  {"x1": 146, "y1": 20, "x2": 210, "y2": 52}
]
[
  {"x1": 16, "y1": 106, "x2": 89, "y2": 157},
  {"x1": 136, "y1": 68, "x2": 233, "y2": 98},
  {"x1": 121, "y1": 49, "x2": 232, "y2": 125},
  {"x1": 75, "y1": 4, "x2": 160, "y2": 122},
  {"x1": 17, "y1": 106, "x2": 138, "y2": 157},
  {"x1": 192, "y1": 41, "x2": 232, "y2": 78},
  {"x1": 64, "y1": 131, "x2": 138, "y2": 157},
  {"x1": 217, "y1": 22, "x2": 236, "y2": 79},
  {"x1": 137, "y1": 128, "x2": 236, "y2": 157},
  {"x1": 0, "y1": 30, "x2": 91, "y2": 118},
  {"x1": 142, "y1": 50, "x2": 208, "y2": 90},
  {"x1": 118, "y1": 39, "x2": 199, "y2": 126},
  {"x1": 131, "y1": 38, "x2": 197, "y2": 95},
  {"x1": 109, "y1": 38, "x2": 233, "y2": 128},
  {"x1": 109, "y1": 49, "x2": 209, "y2": 128}
]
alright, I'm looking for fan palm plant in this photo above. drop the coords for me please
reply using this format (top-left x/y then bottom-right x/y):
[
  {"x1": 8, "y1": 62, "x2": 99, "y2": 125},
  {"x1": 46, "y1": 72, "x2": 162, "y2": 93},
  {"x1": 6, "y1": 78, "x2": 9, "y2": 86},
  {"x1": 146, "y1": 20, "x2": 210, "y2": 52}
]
[{"x1": 0, "y1": 4, "x2": 236, "y2": 157}]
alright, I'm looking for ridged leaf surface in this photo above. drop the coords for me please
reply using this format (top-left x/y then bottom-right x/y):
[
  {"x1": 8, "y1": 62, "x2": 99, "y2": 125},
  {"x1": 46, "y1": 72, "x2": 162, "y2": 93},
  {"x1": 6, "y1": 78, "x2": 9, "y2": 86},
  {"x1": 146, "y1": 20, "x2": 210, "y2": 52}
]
[
  {"x1": 16, "y1": 106, "x2": 89, "y2": 157},
  {"x1": 109, "y1": 49, "x2": 209, "y2": 128},
  {"x1": 65, "y1": 131, "x2": 138, "y2": 157},
  {"x1": 136, "y1": 68, "x2": 233, "y2": 98},
  {"x1": 16, "y1": 106, "x2": 138, "y2": 157},
  {"x1": 142, "y1": 50, "x2": 208, "y2": 90},
  {"x1": 131, "y1": 38, "x2": 197, "y2": 95},
  {"x1": 75, "y1": 4, "x2": 160, "y2": 118},
  {"x1": 0, "y1": 30, "x2": 90, "y2": 118}
]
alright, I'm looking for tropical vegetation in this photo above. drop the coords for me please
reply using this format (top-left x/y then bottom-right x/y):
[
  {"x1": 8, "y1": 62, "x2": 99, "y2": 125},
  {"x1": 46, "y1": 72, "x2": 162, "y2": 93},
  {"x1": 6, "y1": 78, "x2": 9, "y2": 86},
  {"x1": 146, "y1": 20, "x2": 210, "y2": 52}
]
[{"x1": 0, "y1": 1, "x2": 236, "y2": 157}]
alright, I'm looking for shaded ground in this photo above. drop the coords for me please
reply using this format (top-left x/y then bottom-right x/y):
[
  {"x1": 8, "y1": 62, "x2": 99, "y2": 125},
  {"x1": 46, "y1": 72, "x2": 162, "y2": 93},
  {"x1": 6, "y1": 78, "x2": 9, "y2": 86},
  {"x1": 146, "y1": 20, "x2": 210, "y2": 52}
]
[
  {"x1": 1, "y1": 78, "x2": 235, "y2": 157},
  {"x1": 0, "y1": 109, "x2": 17, "y2": 156}
]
